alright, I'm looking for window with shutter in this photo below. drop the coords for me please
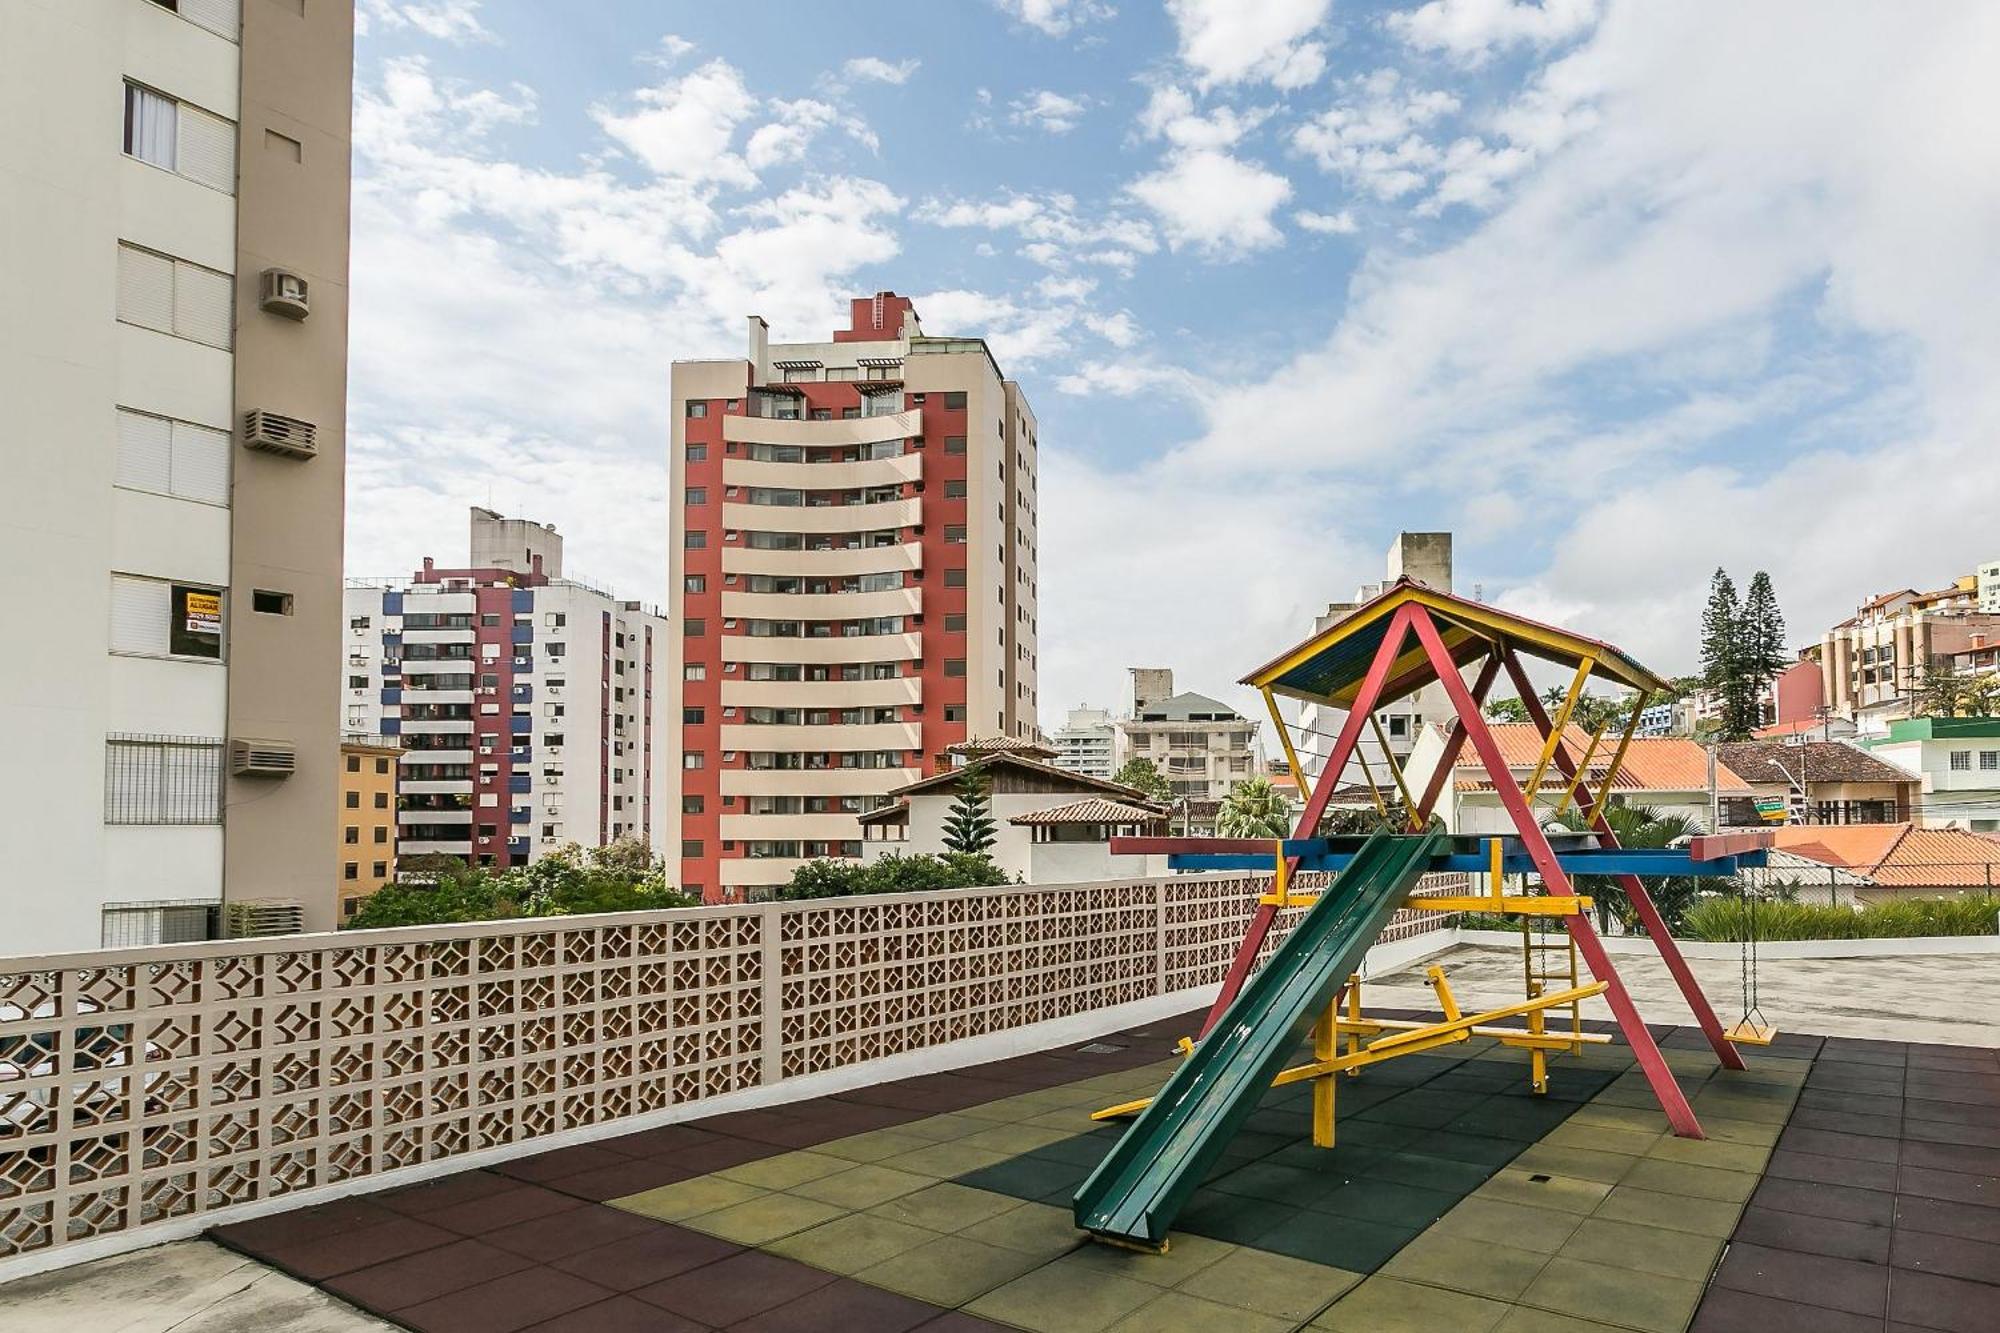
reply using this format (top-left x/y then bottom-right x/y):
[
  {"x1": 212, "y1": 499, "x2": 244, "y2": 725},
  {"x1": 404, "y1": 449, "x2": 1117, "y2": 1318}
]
[
  {"x1": 109, "y1": 575, "x2": 172, "y2": 656},
  {"x1": 171, "y1": 421, "x2": 231, "y2": 504},
  {"x1": 175, "y1": 105, "x2": 236, "y2": 193},
  {"x1": 123, "y1": 84, "x2": 177, "y2": 168},
  {"x1": 115, "y1": 409, "x2": 173, "y2": 495},
  {"x1": 178, "y1": 0, "x2": 239, "y2": 41},
  {"x1": 173, "y1": 261, "x2": 232, "y2": 348},
  {"x1": 116, "y1": 244, "x2": 175, "y2": 332}
]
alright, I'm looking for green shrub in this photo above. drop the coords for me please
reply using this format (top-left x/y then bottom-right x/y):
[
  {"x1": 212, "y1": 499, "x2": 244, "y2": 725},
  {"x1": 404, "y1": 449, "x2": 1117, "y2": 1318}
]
[
  {"x1": 1680, "y1": 895, "x2": 2000, "y2": 942},
  {"x1": 775, "y1": 851, "x2": 1015, "y2": 900},
  {"x1": 344, "y1": 839, "x2": 694, "y2": 929}
]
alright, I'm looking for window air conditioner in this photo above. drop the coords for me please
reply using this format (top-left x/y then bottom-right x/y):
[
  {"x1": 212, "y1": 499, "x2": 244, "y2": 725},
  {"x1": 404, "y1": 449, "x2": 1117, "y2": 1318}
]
[
  {"x1": 230, "y1": 738, "x2": 297, "y2": 778},
  {"x1": 259, "y1": 268, "x2": 310, "y2": 319},
  {"x1": 243, "y1": 409, "x2": 318, "y2": 459}
]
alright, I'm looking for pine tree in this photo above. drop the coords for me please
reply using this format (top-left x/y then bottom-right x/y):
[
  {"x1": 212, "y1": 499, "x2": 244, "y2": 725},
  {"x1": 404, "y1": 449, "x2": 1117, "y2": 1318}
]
[
  {"x1": 940, "y1": 763, "x2": 997, "y2": 856},
  {"x1": 1699, "y1": 568, "x2": 1751, "y2": 739},
  {"x1": 1742, "y1": 571, "x2": 1789, "y2": 682}
]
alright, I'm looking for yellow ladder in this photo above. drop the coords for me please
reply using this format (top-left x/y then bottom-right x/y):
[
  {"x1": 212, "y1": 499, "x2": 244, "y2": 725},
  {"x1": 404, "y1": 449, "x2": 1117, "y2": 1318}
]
[{"x1": 1520, "y1": 903, "x2": 1584, "y2": 1091}]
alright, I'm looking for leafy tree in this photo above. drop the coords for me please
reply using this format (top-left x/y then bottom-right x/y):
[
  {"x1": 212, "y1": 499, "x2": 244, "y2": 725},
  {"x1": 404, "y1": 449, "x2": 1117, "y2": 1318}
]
[
  {"x1": 1484, "y1": 698, "x2": 1531, "y2": 724},
  {"x1": 1916, "y1": 669, "x2": 2000, "y2": 719},
  {"x1": 941, "y1": 763, "x2": 997, "y2": 856},
  {"x1": 1110, "y1": 757, "x2": 1173, "y2": 804},
  {"x1": 1216, "y1": 776, "x2": 1291, "y2": 838},
  {"x1": 776, "y1": 851, "x2": 1014, "y2": 900},
  {"x1": 1550, "y1": 804, "x2": 1709, "y2": 935}
]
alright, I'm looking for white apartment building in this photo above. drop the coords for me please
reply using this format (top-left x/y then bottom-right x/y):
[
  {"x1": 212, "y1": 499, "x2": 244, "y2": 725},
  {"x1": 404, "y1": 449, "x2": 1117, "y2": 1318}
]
[
  {"x1": 1052, "y1": 706, "x2": 1116, "y2": 779},
  {"x1": 1115, "y1": 670, "x2": 1259, "y2": 801},
  {"x1": 1, "y1": 0, "x2": 353, "y2": 951},
  {"x1": 342, "y1": 509, "x2": 671, "y2": 869}
]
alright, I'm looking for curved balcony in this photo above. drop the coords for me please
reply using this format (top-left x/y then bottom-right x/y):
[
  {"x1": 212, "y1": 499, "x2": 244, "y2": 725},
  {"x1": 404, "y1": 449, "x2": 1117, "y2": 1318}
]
[
  {"x1": 722, "y1": 497, "x2": 921, "y2": 535},
  {"x1": 721, "y1": 677, "x2": 921, "y2": 709},
  {"x1": 721, "y1": 587, "x2": 921, "y2": 621},
  {"x1": 720, "y1": 632, "x2": 922, "y2": 665},
  {"x1": 722, "y1": 408, "x2": 921, "y2": 448},
  {"x1": 723, "y1": 452, "x2": 921, "y2": 492},
  {"x1": 720, "y1": 722, "x2": 920, "y2": 753},
  {"x1": 722, "y1": 542, "x2": 923, "y2": 579},
  {"x1": 720, "y1": 767, "x2": 917, "y2": 797}
]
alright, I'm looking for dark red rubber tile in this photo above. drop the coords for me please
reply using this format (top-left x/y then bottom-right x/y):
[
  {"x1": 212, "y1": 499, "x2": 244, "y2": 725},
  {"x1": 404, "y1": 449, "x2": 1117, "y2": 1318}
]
[
  {"x1": 210, "y1": 1195, "x2": 400, "y2": 1251},
  {"x1": 1689, "y1": 1287, "x2": 1881, "y2": 1333},
  {"x1": 633, "y1": 1249, "x2": 835, "y2": 1326},
  {"x1": 482, "y1": 1202, "x2": 662, "y2": 1262},
  {"x1": 1902, "y1": 1139, "x2": 2000, "y2": 1177},
  {"x1": 493, "y1": 1143, "x2": 637, "y2": 1184},
  {"x1": 1733, "y1": 1205, "x2": 1890, "y2": 1264},
  {"x1": 1750, "y1": 1176, "x2": 1895, "y2": 1227},
  {"x1": 599, "y1": 1124, "x2": 733, "y2": 1158},
  {"x1": 1896, "y1": 1194, "x2": 2000, "y2": 1244},
  {"x1": 1903, "y1": 1117, "x2": 2000, "y2": 1151},
  {"x1": 1905, "y1": 1096, "x2": 2000, "y2": 1129},
  {"x1": 1887, "y1": 1268, "x2": 2000, "y2": 1333},
  {"x1": 371, "y1": 1170, "x2": 521, "y2": 1217},
  {"x1": 1786, "y1": 1106, "x2": 1902, "y2": 1139},
  {"x1": 914, "y1": 1314, "x2": 1020, "y2": 1333},
  {"x1": 256, "y1": 1215, "x2": 462, "y2": 1281},
  {"x1": 1891, "y1": 1227, "x2": 2000, "y2": 1285},
  {"x1": 421, "y1": 1183, "x2": 588, "y2": 1236},
  {"x1": 731, "y1": 1278, "x2": 944, "y2": 1333},
  {"x1": 542, "y1": 1156, "x2": 701, "y2": 1203},
  {"x1": 1765, "y1": 1148, "x2": 1898, "y2": 1193},
  {"x1": 549, "y1": 1224, "x2": 740, "y2": 1291},
  {"x1": 1711, "y1": 1241, "x2": 1888, "y2": 1318},
  {"x1": 1777, "y1": 1126, "x2": 1901, "y2": 1163},
  {"x1": 521, "y1": 1295, "x2": 709, "y2": 1332},
  {"x1": 323, "y1": 1238, "x2": 535, "y2": 1314},
  {"x1": 396, "y1": 1266, "x2": 616, "y2": 1333}
]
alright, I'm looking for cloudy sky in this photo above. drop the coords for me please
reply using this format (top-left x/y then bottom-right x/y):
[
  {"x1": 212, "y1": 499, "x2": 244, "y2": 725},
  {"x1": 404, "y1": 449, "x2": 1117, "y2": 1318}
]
[{"x1": 346, "y1": 0, "x2": 2000, "y2": 726}]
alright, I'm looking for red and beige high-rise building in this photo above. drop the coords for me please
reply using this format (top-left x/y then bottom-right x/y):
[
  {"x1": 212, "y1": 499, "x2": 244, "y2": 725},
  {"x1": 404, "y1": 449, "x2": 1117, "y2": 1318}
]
[{"x1": 668, "y1": 293, "x2": 1040, "y2": 902}]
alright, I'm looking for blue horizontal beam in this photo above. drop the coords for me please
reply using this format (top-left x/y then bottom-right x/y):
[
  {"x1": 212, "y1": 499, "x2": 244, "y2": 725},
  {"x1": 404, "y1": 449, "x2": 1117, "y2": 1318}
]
[{"x1": 1167, "y1": 848, "x2": 1761, "y2": 878}]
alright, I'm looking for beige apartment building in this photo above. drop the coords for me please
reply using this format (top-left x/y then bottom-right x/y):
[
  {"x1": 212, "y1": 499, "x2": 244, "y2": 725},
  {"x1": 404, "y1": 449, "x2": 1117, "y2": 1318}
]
[
  {"x1": 1808, "y1": 573, "x2": 2000, "y2": 734},
  {"x1": 668, "y1": 294, "x2": 1039, "y2": 901},
  {"x1": 1, "y1": 0, "x2": 353, "y2": 949},
  {"x1": 1115, "y1": 669, "x2": 1259, "y2": 802}
]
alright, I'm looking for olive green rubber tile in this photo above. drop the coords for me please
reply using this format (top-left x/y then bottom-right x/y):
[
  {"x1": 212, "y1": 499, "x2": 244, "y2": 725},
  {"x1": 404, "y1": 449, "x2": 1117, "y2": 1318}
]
[
  {"x1": 787, "y1": 1162, "x2": 933, "y2": 1209},
  {"x1": 612, "y1": 1174, "x2": 767, "y2": 1221},
  {"x1": 867, "y1": 1181, "x2": 1025, "y2": 1233},
  {"x1": 1643, "y1": 1134, "x2": 1770, "y2": 1174},
  {"x1": 1476, "y1": 1167, "x2": 1613, "y2": 1216},
  {"x1": 1431, "y1": 1197, "x2": 1587, "y2": 1254},
  {"x1": 958, "y1": 1200, "x2": 1088, "y2": 1261},
  {"x1": 815, "y1": 1129, "x2": 938, "y2": 1163},
  {"x1": 1492, "y1": 1309, "x2": 1634, "y2": 1333},
  {"x1": 1027, "y1": 1107, "x2": 1113, "y2": 1130},
  {"x1": 878, "y1": 1140, "x2": 1013, "y2": 1179},
  {"x1": 1173, "y1": 1247, "x2": 1362, "y2": 1320},
  {"x1": 1307, "y1": 1177, "x2": 1460, "y2": 1229},
  {"x1": 1379, "y1": 1231, "x2": 1552, "y2": 1302},
  {"x1": 1057, "y1": 1231, "x2": 1236, "y2": 1287},
  {"x1": 718, "y1": 1150, "x2": 855, "y2": 1190},
  {"x1": 1691, "y1": 1114, "x2": 1783, "y2": 1148},
  {"x1": 855, "y1": 1233, "x2": 1048, "y2": 1307},
  {"x1": 1686, "y1": 1092, "x2": 1792, "y2": 1125},
  {"x1": 1566, "y1": 1104, "x2": 1672, "y2": 1136},
  {"x1": 1309, "y1": 1275, "x2": 1511, "y2": 1332},
  {"x1": 1591, "y1": 1184, "x2": 1741, "y2": 1238},
  {"x1": 1518, "y1": 1256, "x2": 1703, "y2": 1333},
  {"x1": 1558, "y1": 1216, "x2": 1723, "y2": 1282},
  {"x1": 897, "y1": 1113, "x2": 1003, "y2": 1142},
  {"x1": 966, "y1": 1264, "x2": 1160, "y2": 1333},
  {"x1": 764, "y1": 1210, "x2": 940, "y2": 1273},
  {"x1": 961, "y1": 1122, "x2": 1088, "y2": 1155},
  {"x1": 1104, "y1": 1290, "x2": 1296, "y2": 1333},
  {"x1": 1540, "y1": 1122, "x2": 1661, "y2": 1157},
  {"x1": 1034, "y1": 1133, "x2": 1125, "y2": 1168},
  {"x1": 1619, "y1": 1158, "x2": 1758, "y2": 1203},
  {"x1": 682, "y1": 1191, "x2": 847, "y2": 1245},
  {"x1": 1505, "y1": 1144, "x2": 1640, "y2": 1187},
  {"x1": 1364, "y1": 1151, "x2": 1495, "y2": 1194}
]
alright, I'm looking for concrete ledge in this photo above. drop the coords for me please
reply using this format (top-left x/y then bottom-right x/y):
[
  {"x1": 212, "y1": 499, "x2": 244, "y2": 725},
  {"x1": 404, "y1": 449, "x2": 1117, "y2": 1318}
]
[{"x1": 1457, "y1": 927, "x2": 2000, "y2": 960}]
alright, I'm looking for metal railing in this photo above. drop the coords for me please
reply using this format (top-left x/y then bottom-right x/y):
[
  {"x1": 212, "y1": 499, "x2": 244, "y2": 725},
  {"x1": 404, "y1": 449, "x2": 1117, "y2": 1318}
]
[{"x1": 0, "y1": 870, "x2": 1462, "y2": 1270}]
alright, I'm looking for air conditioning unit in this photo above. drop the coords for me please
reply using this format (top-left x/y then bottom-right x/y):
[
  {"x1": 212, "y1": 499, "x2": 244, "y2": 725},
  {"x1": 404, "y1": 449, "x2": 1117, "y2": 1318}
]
[
  {"x1": 243, "y1": 409, "x2": 318, "y2": 459},
  {"x1": 230, "y1": 738, "x2": 297, "y2": 778},
  {"x1": 259, "y1": 267, "x2": 310, "y2": 319},
  {"x1": 223, "y1": 899, "x2": 306, "y2": 939}
]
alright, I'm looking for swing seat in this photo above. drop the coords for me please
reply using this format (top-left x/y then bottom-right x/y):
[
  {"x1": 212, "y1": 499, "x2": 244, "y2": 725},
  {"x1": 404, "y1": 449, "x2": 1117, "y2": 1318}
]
[{"x1": 1725, "y1": 1019, "x2": 1777, "y2": 1046}]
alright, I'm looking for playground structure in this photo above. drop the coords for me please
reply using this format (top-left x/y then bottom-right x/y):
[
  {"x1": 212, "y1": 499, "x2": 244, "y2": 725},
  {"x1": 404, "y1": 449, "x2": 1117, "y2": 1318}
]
[{"x1": 1073, "y1": 579, "x2": 1775, "y2": 1250}]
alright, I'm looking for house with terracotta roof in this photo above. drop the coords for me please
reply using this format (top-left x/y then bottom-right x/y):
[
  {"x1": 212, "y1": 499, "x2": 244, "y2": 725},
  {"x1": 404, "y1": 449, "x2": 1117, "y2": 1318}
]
[
  {"x1": 1713, "y1": 740, "x2": 1920, "y2": 828},
  {"x1": 1770, "y1": 823, "x2": 2000, "y2": 900},
  {"x1": 1403, "y1": 722, "x2": 1749, "y2": 835},
  {"x1": 858, "y1": 745, "x2": 1170, "y2": 882}
]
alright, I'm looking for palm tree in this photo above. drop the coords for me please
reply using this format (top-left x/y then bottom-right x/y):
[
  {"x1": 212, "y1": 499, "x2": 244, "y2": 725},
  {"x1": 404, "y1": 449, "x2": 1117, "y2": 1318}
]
[
  {"x1": 1216, "y1": 776, "x2": 1291, "y2": 839},
  {"x1": 1550, "y1": 804, "x2": 1706, "y2": 935}
]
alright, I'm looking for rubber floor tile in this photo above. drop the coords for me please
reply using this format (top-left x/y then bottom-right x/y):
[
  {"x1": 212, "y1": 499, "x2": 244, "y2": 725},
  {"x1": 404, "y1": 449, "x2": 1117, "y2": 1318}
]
[
  {"x1": 1518, "y1": 1255, "x2": 1703, "y2": 1333},
  {"x1": 1252, "y1": 1209, "x2": 1417, "y2": 1271},
  {"x1": 1102, "y1": 1289, "x2": 1296, "y2": 1333},
  {"x1": 1307, "y1": 1274, "x2": 1511, "y2": 1332},
  {"x1": 732, "y1": 1277, "x2": 945, "y2": 1333},
  {"x1": 421, "y1": 1184, "x2": 587, "y2": 1236},
  {"x1": 1556, "y1": 1216, "x2": 1723, "y2": 1282},
  {"x1": 519, "y1": 1295, "x2": 708, "y2": 1332},
  {"x1": 1894, "y1": 1193, "x2": 2000, "y2": 1244},
  {"x1": 1711, "y1": 1241, "x2": 1887, "y2": 1318},
  {"x1": 1890, "y1": 1226, "x2": 2000, "y2": 1284},
  {"x1": 322, "y1": 1237, "x2": 536, "y2": 1314},
  {"x1": 764, "y1": 1211, "x2": 940, "y2": 1273},
  {"x1": 546, "y1": 1223, "x2": 741, "y2": 1290},
  {"x1": 866, "y1": 1182, "x2": 1024, "y2": 1233},
  {"x1": 965, "y1": 1266, "x2": 1160, "y2": 1333},
  {"x1": 854, "y1": 1233, "x2": 1049, "y2": 1306},
  {"x1": 1171, "y1": 1246, "x2": 1361, "y2": 1319},
  {"x1": 1688, "y1": 1288, "x2": 1880, "y2": 1333},
  {"x1": 369, "y1": 1169, "x2": 521, "y2": 1217},
  {"x1": 395, "y1": 1266, "x2": 616, "y2": 1333},
  {"x1": 631, "y1": 1248, "x2": 835, "y2": 1326},
  {"x1": 1732, "y1": 1205, "x2": 1890, "y2": 1264},
  {"x1": 1748, "y1": 1175, "x2": 1895, "y2": 1226},
  {"x1": 252, "y1": 1214, "x2": 462, "y2": 1281},
  {"x1": 481, "y1": 1202, "x2": 662, "y2": 1261},
  {"x1": 1885, "y1": 1267, "x2": 2000, "y2": 1333}
]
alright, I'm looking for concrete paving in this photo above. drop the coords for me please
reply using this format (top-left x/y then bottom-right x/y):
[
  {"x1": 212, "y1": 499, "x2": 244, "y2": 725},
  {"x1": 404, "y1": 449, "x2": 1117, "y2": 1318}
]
[
  {"x1": 0, "y1": 1238, "x2": 392, "y2": 1333},
  {"x1": 1367, "y1": 942, "x2": 2000, "y2": 1047}
]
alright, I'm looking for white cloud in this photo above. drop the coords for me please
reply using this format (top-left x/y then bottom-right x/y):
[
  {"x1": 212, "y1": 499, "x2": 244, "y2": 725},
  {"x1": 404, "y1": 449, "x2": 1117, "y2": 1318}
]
[
  {"x1": 1135, "y1": 85, "x2": 1273, "y2": 150},
  {"x1": 357, "y1": 0, "x2": 492, "y2": 43},
  {"x1": 745, "y1": 98, "x2": 878, "y2": 169},
  {"x1": 1295, "y1": 208, "x2": 1358, "y2": 234},
  {"x1": 1290, "y1": 69, "x2": 1461, "y2": 200},
  {"x1": 592, "y1": 58, "x2": 759, "y2": 185},
  {"x1": 1390, "y1": 0, "x2": 1602, "y2": 66},
  {"x1": 915, "y1": 192, "x2": 1158, "y2": 272},
  {"x1": 841, "y1": 56, "x2": 921, "y2": 85},
  {"x1": 991, "y1": 0, "x2": 1117, "y2": 38},
  {"x1": 1128, "y1": 148, "x2": 1292, "y2": 258},
  {"x1": 1166, "y1": 0, "x2": 1332, "y2": 91},
  {"x1": 1011, "y1": 90, "x2": 1092, "y2": 134}
]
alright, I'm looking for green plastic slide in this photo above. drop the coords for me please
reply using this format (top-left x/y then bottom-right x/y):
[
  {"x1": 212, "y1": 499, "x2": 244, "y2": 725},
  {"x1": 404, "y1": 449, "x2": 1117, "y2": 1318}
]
[{"x1": 1073, "y1": 829, "x2": 1444, "y2": 1247}]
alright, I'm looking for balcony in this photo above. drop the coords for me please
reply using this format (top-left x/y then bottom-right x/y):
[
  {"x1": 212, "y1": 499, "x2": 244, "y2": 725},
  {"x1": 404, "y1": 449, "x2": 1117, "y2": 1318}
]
[
  {"x1": 723, "y1": 451, "x2": 922, "y2": 492},
  {"x1": 721, "y1": 676, "x2": 922, "y2": 709},
  {"x1": 396, "y1": 836, "x2": 471, "y2": 855},
  {"x1": 721, "y1": 766, "x2": 917, "y2": 797},
  {"x1": 396, "y1": 808, "x2": 473, "y2": 823},
  {"x1": 399, "y1": 718, "x2": 475, "y2": 734},
  {"x1": 721, "y1": 540, "x2": 924, "y2": 579},
  {"x1": 399, "y1": 627, "x2": 475, "y2": 645},
  {"x1": 719, "y1": 631, "x2": 923, "y2": 665},
  {"x1": 399, "y1": 779, "x2": 474, "y2": 795},
  {"x1": 721, "y1": 496, "x2": 921, "y2": 535},
  {"x1": 720, "y1": 586, "x2": 921, "y2": 621},
  {"x1": 721, "y1": 406, "x2": 921, "y2": 447},
  {"x1": 719, "y1": 811, "x2": 873, "y2": 841},
  {"x1": 719, "y1": 721, "x2": 920, "y2": 752}
]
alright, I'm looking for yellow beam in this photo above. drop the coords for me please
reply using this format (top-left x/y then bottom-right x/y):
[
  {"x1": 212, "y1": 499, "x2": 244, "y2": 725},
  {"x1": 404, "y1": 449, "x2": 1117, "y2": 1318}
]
[
  {"x1": 1350, "y1": 740, "x2": 1393, "y2": 824},
  {"x1": 1368, "y1": 714, "x2": 1421, "y2": 829},
  {"x1": 1427, "y1": 965, "x2": 1463, "y2": 1022},
  {"x1": 1260, "y1": 688, "x2": 1317, "y2": 826},
  {"x1": 1547, "y1": 721, "x2": 1608, "y2": 824},
  {"x1": 1312, "y1": 998, "x2": 1337, "y2": 1147},
  {"x1": 1367, "y1": 981, "x2": 1608, "y2": 1055},
  {"x1": 1407, "y1": 895, "x2": 1591, "y2": 915},
  {"x1": 1524, "y1": 657, "x2": 1594, "y2": 805}
]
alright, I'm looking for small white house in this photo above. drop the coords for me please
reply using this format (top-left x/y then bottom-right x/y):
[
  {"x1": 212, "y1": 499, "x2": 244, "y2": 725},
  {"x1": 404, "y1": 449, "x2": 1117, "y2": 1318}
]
[{"x1": 858, "y1": 740, "x2": 1171, "y2": 882}]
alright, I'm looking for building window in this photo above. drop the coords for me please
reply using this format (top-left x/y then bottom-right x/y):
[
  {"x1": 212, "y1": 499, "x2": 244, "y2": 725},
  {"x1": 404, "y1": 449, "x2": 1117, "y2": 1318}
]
[
  {"x1": 685, "y1": 575, "x2": 706, "y2": 593},
  {"x1": 104, "y1": 735, "x2": 223, "y2": 825},
  {"x1": 1950, "y1": 750, "x2": 1972, "y2": 771},
  {"x1": 251, "y1": 589, "x2": 293, "y2": 615},
  {"x1": 686, "y1": 487, "x2": 707, "y2": 506},
  {"x1": 109, "y1": 575, "x2": 224, "y2": 661},
  {"x1": 944, "y1": 705, "x2": 965, "y2": 722},
  {"x1": 683, "y1": 840, "x2": 704, "y2": 857},
  {"x1": 684, "y1": 752, "x2": 705, "y2": 769},
  {"x1": 122, "y1": 82, "x2": 177, "y2": 169},
  {"x1": 945, "y1": 659, "x2": 967, "y2": 678},
  {"x1": 114, "y1": 408, "x2": 229, "y2": 506},
  {"x1": 685, "y1": 663, "x2": 707, "y2": 681},
  {"x1": 346, "y1": 754, "x2": 361, "y2": 773},
  {"x1": 945, "y1": 526, "x2": 967, "y2": 544},
  {"x1": 945, "y1": 569, "x2": 967, "y2": 588},
  {"x1": 375, "y1": 826, "x2": 388, "y2": 843},
  {"x1": 683, "y1": 795, "x2": 704, "y2": 813},
  {"x1": 374, "y1": 791, "x2": 388, "y2": 809},
  {"x1": 687, "y1": 402, "x2": 708, "y2": 418},
  {"x1": 344, "y1": 863, "x2": 359, "y2": 881},
  {"x1": 373, "y1": 862, "x2": 388, "y2": 878},
  {"x1": 376, "y1": 758, "x2": 390, "y2": 774},
  {"x1": 945, "y1": 480, "x2": 967, "y2": 498},
  {"x1": 944, "y1": 392, "x2": 968, "y2": 409},
  {"x1": 685, "y1": 531, "x2": 707, "y2": 548},
  {"x1": 684, "y1": 707, "x2": 704, "y2": 724},
  {"x1": 116, "y1": 243, "x2": 232, "y2": 349},
  {"x1": 345, "y1": 791, "x2": 360, "y2": 808},
  {"x1": 1983, "y1": 751, "x2": 2000, "y2": 772},
  {"x1": 945, "y1": 436, "x2": 967, "y2": 455},
  {"x1": 687, "y1": 444, "x2": 707, "y2": 462},
  {"x1": 685, "y1": 619, "x2": 705, "y2": 637},
  {"x1": 344, "y1": 826, "x2": 359, "y2": 844}
]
